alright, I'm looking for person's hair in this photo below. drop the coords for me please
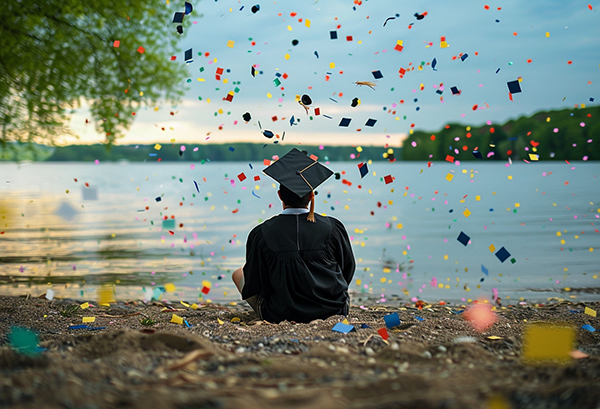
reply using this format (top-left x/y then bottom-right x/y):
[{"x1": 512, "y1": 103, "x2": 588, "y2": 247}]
[{"x1": 279, "y1": 185, "x2": 311, "y2": 208}]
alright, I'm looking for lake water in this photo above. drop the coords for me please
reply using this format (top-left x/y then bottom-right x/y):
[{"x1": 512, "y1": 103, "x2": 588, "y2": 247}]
[{"x1": 1, "y1": 161, "x2": 599, "y2": 304}]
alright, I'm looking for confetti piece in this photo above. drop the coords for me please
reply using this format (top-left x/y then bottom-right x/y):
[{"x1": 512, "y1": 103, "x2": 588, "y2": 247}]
[
  {"x1": 384, "y1": 312, "x2": 401, "y2": 328},
  {"x1": 495, "y1": 247, "x2": 510, "y2": 263},
  {"x1": 584, "y1": 307, "x2": 597, "y2": 317},
  {"x1": 82, "y1": 317, "x2": 96, "y2": 323},
  {"x1": 171, "y1": 314, "x2": 184, "y2": 324},
  {"x1": 378, "y1": 327, "x2": 389, "y2": 340},
  {"x1": 457, "y1": 231, "x2": 470, "y2": 246},
  {"x1": 523, "y1": 324, "x2": 574, "y2": 363},
  {"x1": 45, "y1": 289, "x2": 55, "y2": 301},
  {"x1": 8, "y1": 327, "x2": 40, "y2": 356},
  {"x1": 80, "y1": 302, "x2": 90, "y2": 309},
  {"x1": 464, "y1": 302, "x2": 497, "y2": 332},
  {"x1": 332, "y1": 322, "x2": 354, "y2": 333}
]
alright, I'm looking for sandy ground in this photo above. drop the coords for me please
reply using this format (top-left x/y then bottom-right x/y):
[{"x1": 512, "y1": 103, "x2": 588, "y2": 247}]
[{"x1": 0, "y1": 295, "x2": 599, "y2": 409}]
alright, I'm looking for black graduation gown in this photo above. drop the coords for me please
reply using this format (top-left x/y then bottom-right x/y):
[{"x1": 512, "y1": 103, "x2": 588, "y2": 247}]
[{"x1": 241, "y1": 213, "x2": 355, "y2": 323}]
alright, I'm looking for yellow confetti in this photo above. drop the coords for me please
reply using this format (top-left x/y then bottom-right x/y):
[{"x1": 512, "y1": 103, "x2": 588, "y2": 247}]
[
  {"x1": 97, "y1": 285, "x2": 116, "y2": 305},
  {"x1": 227, "y1": 40, "x2": 234, "y2": 48},
  {"x1": 82, "y1": 317, "x2": 95, "y2": 323},
  {"x1": 164, "y1": 283, "x2": 176, "y2": 292},
  {"x1": 584, "y1": 307, "x2": 597, "y2": 317},
  {"x1": 489, "y1": 244, "x2": 496, "y2": 252},
  {"x1": 231, "y1": 317, "x2": 241, "y2": 322},
  {"x1": 180, "y1": 301, "x2": 190, "y2": 307},
  {"x1": 329, "y1": 62, "x2": 335, "y2": 69},
  {"x1": 305, "y1": 19, "x2": 311, "y2": 28},
  {"x1": 191, "y1": 303, "x2": 199, "y2": 310},
  {"x1": 284, "y1": 53, "x2": 290, "y2": 60},
  {"x1": 170, "y1": 314, "x2": 184, "y2": 325},
  {"x1": 342, "y1": 319, "x2": 350, "y2": 325},
  {"x1": 463, "y1": 208, "x2": 471, "y2": 218},
  {"x1": 445, "y1": 173, "x2": 454, "y2": 182},
  {"x1": 217, "y1": 318, "x2": 224, "y2": 325},
  {"x1": 154, "y1": 143, "x2": 162, "y2": 150},
  {"x1": 523, "y1": 323, "x2": 574, "y2": 364},
  {"x1": 79, "y1": 302, "x2": 90, "y2": 309}
]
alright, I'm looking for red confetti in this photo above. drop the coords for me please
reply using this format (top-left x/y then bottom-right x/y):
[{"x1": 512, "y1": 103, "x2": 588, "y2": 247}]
[
  {"x1": 137, "y1": 46, "x2": 145, "y2": 54},
  {"x1": 377, "y1": 327, "x2": 389, "y2": 340},
  {"x1": 201, "y1": 286, "x2": 210, "y2": 295},
  {"x1": 113, "y1": 40, "x2": 120, "y2": 48},
  {"x1": 384, "y1": 175, "x2": 393, "y2": 184},
  {"x1": 445, "y1": 155, "x2": 455, "y2": 163},
  {"x1": 237, "y1": 173, "x2": 246, "y2": 181}
]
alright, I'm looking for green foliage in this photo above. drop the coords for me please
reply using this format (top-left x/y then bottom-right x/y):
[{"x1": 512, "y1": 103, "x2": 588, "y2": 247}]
[
  {"x1": 140, "y1": 318, "x2": 156, "y2": 326},
  {"x1": 60, "y1": 305, "x2": 80, "y2": 317},
  {"x1": 402, "y1": 106, "x2": 600, "y2": 161},
  {"x1": 0, "y1": 0, "x2": 190, "y2": 147}
]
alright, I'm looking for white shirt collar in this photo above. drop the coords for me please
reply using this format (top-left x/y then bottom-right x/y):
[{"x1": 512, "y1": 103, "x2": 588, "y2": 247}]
[{"x1": 281, "y1": 208, "x2": 309, "y2": 215}]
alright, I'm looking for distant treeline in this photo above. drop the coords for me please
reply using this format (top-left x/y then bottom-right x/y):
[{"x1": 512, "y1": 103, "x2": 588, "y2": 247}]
[
  {"x1": 41, "y1": 143, "x2": 396, "y2": 163},
  {"x1": 1, "y1": 105, "x2": 597, "y2": 162},
  {"x1": 402, "y1": 105, "x2": 600, "y2": 161}
]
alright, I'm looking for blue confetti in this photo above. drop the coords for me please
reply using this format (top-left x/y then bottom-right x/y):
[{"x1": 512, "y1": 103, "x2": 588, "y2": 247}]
[
  {"x1": 252, "y1": 190, "x2": 261, "y2": 199},
  {"x1": 482, "y1": 265, "x2": 489, "y2": 276}
]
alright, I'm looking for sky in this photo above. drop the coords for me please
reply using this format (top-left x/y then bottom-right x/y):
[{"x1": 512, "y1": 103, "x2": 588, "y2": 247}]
[{"x1": 65, "y1": 0, "x2": 599, "y2": 147}]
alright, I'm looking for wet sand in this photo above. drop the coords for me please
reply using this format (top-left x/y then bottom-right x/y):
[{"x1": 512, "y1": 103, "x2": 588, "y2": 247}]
[{"x1": 1, "y1": 295, "x2": 599, "y2": 409}]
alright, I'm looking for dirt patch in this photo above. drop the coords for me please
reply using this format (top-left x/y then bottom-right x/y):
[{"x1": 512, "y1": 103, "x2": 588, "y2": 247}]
[{"x1": 0, "y1": 296, "x2": 599, "y2": 409}]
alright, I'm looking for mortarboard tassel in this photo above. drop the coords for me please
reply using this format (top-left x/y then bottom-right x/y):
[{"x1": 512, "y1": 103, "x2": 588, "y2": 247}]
[{"x1": 307, "y1": 193, "x2": 315, "y2": 222}]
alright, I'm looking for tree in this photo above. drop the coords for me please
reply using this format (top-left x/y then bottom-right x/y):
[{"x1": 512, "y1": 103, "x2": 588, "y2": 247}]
[{"x1": 0, "y1": 0, "x2": 191, "y2": 147}]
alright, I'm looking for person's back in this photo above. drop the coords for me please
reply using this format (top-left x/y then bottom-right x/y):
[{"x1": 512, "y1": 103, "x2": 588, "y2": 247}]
[
  {"x1": 242, "y1": 212, "x2": 354, "y2": 323},
  {"x1": 231, "y1": 148, "x2": 355, "y2": 323}
]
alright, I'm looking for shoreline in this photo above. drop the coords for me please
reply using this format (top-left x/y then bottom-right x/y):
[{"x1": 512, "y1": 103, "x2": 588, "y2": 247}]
[{"x1": 1, "y1": 295, "x2": 599, "y2": 408}]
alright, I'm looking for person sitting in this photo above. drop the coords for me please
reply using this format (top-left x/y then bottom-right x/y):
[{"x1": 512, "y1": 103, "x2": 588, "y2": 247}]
[{"x1": 232, "y1": 148, "x2": 355, "y2": 323}]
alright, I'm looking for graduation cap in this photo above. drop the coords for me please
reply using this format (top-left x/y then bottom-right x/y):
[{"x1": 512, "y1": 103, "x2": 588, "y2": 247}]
[
  {"x1": 173, "y1": 12, "x2": 184, "y2": 23},
  {"x1": 263, "y1": 148, "x2": 333, "y2": 222},
  {"x1": 176, "y1": 25, "x2": 183, "y2": 34},
  {"x1": 351, "y1": 97, "x2": 360, "y2": 107},
  {"x1": 301, "y1": 94, "x2": 312, "y2": 105},
  {"x1": 365, "y1": 118, "x2": 377, "y2": 127},
  {"x1": 507, "y1": 80, "x2": 521, "y2": 94},
  {"x1": 292, "y1": 39, "x2": 299, "y2": 46},
  {"x1": 251, "y1": 4, "x2": 260, "y2": 13},
  {"x1": 330, "y1": 31, "x2": 338, "y2": 40},
  {"x1": 251, "y1": 66, "x2": 257, "y2": 77},
  {"x1": 372, "y1": 70, "x2": 383, "y2": 79},
  {"x1": 451, "y1": 86, "x2": 460, "y2": 95},
  {"x1": 184, "y1": 2, "x2": 193, "y2": 14},
  {"x1": 472, "y1": 150, "x2": 483, "y2": 159},
  {"x1": 242, "y1": 112, "x2": 251, "y2": 122},
  {"x1": 262, "y1": 130, "x2": 274, "y2": 138}
]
